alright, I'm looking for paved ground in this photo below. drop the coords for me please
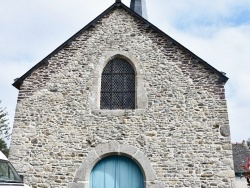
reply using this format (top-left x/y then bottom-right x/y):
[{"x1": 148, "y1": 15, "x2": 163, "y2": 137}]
[{"x1": 235, "y1": 177, "x2": 249, "y2": 188}]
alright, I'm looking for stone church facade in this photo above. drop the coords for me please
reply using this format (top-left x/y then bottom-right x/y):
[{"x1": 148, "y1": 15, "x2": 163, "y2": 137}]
[{"x1": 9, "y1": 0, "x2": 235, "y2": 187}]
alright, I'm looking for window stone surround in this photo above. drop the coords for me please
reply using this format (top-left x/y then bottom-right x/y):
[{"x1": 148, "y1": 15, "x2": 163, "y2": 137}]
[
  {"x1": 68, "y1": 141, "x2": 164, "y2": 188},
  {"x1": 89, "y1": 51, "x2": 148, "y2": 116}
]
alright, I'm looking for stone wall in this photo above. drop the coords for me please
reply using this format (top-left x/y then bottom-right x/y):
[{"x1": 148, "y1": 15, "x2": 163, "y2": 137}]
[{"x1": 9, "y1": 6, "x2": 235, "y2": 188}]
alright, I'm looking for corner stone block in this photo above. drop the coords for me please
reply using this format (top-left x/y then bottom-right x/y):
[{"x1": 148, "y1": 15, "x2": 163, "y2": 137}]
[
  {"x1": 220, "y1": 125, "x2": 230, "y2": 137},
  {"x1": 74, "y1": 151, "x2": 98, "y2": 182},
  {"x1": 68, "y1": 182, "x2": 87, "y2": 188},
  {"x1": 222, "y1": 144, "x2": 232, "y2": 150},
  {"x1": 217, "y1": 170, "x2": 235, "y2": 178},
  {"x1": 95, "y1": 141, "x2": 119, "y2": 157},
  {"x1": 119, "y1": 144, "x2": 138, "y2": 157},
  {"x1": 146, "y1": 181, "x2": 164, "y2": 188},
  {"x1": 85, "y1": 150, "x2": 100, "y2": 165},
  {"x1": 133, "y1": 150, "x2": 157, "y2": 182}
]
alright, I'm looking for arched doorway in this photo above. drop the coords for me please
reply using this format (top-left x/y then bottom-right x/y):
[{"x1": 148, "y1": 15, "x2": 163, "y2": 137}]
[{"x1": 89, "y1": 155, "x2": 144, "y2": 188}]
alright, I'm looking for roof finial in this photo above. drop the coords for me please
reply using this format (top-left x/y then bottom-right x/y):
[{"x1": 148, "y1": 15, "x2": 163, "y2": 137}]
[
  {"x1": 130, "y1": 0, "x2": 148, "y2": 19},
  {"x1": 116, "y1": 0, "x2": 121, "y2": 2}
]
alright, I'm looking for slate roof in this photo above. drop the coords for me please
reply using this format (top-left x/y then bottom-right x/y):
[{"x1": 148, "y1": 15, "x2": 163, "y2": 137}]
[
  {"x1": 232, "y1": 143, "x2": 250, "y2": 173},
  {"x1": 13, "y1": 0, "x2": 228, "y2": 90}
]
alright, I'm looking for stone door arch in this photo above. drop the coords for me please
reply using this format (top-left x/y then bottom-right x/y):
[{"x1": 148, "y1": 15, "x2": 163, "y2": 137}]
[{"x1": 68, "y1": 141, "x2": 163, "y2": 188}]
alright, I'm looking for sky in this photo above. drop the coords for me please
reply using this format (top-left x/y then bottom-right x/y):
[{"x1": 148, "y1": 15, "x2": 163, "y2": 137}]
[{"x1": 0, "y1": 0, "x2": 249, "y2": 143}]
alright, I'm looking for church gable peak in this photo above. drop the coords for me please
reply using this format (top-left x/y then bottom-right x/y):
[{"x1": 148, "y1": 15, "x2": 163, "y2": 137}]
[{"x1": 13, "y1": 1, "x2": 228, "y2": 90}]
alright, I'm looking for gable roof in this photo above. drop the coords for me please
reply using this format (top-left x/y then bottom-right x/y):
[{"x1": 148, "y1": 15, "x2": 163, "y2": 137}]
[{"x1": 13, "y1": 1, "x2": 228, "y2": 89}]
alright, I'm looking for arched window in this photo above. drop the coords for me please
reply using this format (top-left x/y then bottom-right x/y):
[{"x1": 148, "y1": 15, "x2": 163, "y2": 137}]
[
  {"x1": 101, "y1": 58, "x2": 135, "y2": 109},
  {"x1": 90, "y1": 156, "x2": 144, "y2": 188}
]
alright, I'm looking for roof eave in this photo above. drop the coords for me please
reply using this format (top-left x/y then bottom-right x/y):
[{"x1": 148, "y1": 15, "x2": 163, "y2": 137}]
[
  {"x1": 13, "y1": 1, "x2": 228, "y2": 89},
  {"x1": 120, "y1": 5, "x2": 229, "y2": 83},
  {"x1": 13, "y1": 1, "x2": 122, "y2": 89}
]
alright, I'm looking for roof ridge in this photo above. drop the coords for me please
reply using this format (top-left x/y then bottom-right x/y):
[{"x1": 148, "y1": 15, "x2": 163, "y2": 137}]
[{"x1": 13, "y1": 1, "x2": 228, "y2": 89}]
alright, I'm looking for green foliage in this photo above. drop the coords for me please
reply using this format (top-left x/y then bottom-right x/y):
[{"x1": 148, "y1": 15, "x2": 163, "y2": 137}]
[
  {"x1": 0, "y1": 101, "x2": 10, "y2": 157},
  {"x1": 0, "y1": 139, "x2": 9, "y2": 157},
  {"x1": 0, "y1": 100, "x2": 10, "y2": 140}
]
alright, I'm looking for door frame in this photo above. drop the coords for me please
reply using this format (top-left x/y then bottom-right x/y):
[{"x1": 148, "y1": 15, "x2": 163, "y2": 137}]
[{"x1": 68, "y1": 141, "x2": 164, "y2": 188}]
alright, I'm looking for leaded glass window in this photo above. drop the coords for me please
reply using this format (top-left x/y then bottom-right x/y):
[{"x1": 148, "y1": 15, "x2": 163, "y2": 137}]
[{"x1": 101, "y1": 58, "x2": 135, "y2": 109}]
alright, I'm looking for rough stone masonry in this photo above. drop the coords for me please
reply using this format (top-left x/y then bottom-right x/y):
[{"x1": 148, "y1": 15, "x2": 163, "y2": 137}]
[{"x1": 9, "y1": 2, "x2": 235, "y2": 188}]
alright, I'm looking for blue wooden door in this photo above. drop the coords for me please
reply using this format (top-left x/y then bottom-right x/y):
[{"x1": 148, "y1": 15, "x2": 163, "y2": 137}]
[{"x1": 90, "y1": 156, "x2": 144, "y2": 188}]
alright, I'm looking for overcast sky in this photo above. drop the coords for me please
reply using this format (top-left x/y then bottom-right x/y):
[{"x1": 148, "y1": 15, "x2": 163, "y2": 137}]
[{"x1": 0, "y1": 0, "x2": 249, "y2": 143}]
